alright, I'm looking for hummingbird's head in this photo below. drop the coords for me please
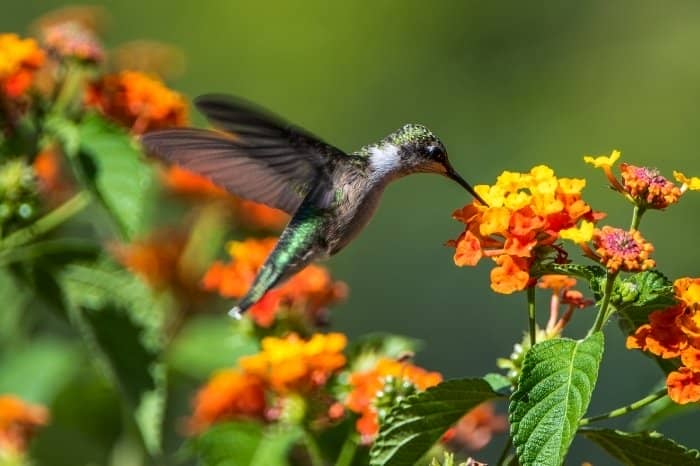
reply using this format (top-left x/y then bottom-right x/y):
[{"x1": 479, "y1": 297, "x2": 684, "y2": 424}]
[{"x1": 374, "y1": 124, "x2": 487, "y2": 205}]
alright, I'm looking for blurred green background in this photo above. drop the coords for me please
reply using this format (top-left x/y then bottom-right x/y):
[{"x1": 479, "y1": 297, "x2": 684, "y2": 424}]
[{"x1": 3, "y1": 1, "x2": 700, "y2": 464}]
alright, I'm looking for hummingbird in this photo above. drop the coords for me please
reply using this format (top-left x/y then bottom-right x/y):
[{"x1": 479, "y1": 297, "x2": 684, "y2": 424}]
[{"x1": 141, "y1": 94, "x2": 486, "y2": 318}]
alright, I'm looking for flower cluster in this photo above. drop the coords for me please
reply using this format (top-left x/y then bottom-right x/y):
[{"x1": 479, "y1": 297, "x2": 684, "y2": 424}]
[
  {"x1": 561, "y1": 225, "x2": 656, "y2": 273},
  {"x1": 344, "y1": 357, "x2": 442, "y2": 443},
  {"x1": 240, "y1": 333, "x2": 347, "y2": 393},
  {"x1": 86, "y1": 70, "x2": 188, "y2": 133},
  {"x1": 189, "y1": 332, "x2": 346, "y2": 432},
  {"x1": 0, "y1": 33, "x2": 45, "y2": 98},
  {"x1": 0, "y1": 395, "x2": 49, "y2": 454},
  {"x1": 584, "y1": 150, "x2": 700, "y2": 209},
  {"x1": 203, "y1": 238, "x2": 347, "y2": 327},
  {"x1": 627, "y1": 277, "x2": 700, "y2": 404},
  {"x1": 40, "y1": 20, "x2": 104, "y2": 62},
  {"x1": 450, "y1": 165, "x2": 597, "y2": 294}
]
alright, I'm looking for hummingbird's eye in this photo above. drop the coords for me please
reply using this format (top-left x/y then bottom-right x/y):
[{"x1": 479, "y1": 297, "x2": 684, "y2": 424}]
[{"x1": 425, "y1": 145, "x2": 445, "y2": 161}]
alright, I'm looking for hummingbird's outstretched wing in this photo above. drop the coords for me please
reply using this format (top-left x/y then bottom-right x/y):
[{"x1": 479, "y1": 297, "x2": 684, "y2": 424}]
[{"x1": 141, "y1": 94, "x2": 345, "y2": 214}]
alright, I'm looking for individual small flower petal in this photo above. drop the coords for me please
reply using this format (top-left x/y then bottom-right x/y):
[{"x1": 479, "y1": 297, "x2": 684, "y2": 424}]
[
  {"x1": 583, "y1": 150, "x2": 621, "y2": 168},
  {"x1": 538, "y1": 274, "x2": 576, "y2": 293},
  {"x1": 666, "y1": 367, "x2": 700, "y2": 404},
  {"x1": 559, "y1": 220, "x2": 595, "y2": 244},
  {"x1": 453, "y1": 232, "x2": 484, "y2": 267},
  {"x1": 673, "y1": 171, "x2": 700, "y2": 191},
  {"x1": 490, "y1": 255, "x2": 530, "y2": 294}
]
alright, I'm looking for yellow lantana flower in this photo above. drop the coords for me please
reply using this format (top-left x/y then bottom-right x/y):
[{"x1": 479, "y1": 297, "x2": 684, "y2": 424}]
[{"x1": 674, "y1": 171, "x2": 700, "y2": 191}]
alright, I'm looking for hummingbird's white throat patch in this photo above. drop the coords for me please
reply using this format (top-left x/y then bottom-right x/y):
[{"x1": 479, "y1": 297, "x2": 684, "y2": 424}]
[{"x1": 369, "y1": 144, "x2": 400, "y2": 181}]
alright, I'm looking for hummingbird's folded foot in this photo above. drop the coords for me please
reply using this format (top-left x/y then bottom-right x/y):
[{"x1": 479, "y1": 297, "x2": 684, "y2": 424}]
[{"x1": 228, "y1": 306, "x2": 243, "y2": 320}]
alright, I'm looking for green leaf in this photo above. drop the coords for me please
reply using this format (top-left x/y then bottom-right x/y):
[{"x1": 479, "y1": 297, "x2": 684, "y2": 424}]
[
  {"x1": 190, "y1": 422, "x2": 301, "y2": 466},
  {"x1": 77, "y1": 113, "x2": 155, "y2": 238},
  {"x1": 369, "y1": 378, "x2": 501, "y2": 466},
  {"x1": 581, "y1": 429, "x2": 700, "y2": 465},
  {"x1": 615, "y1": 270, "x2": 676, "y2": 333},
  {"x1": 59, "y1": 262, "x2": 167, "y2": 455},
  {"x1": 0, "y1": 338, "x2": 80, "y2": 404},
  {"x1": 509, "y1": 332, "x2": 604, "y2": 466}
]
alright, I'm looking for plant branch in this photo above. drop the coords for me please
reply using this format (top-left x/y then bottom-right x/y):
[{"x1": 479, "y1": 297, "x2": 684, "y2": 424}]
[
  {"x1": 304, "y1": 431, "x2": 324, "y2": 466},
  {"x1": 527, "y1": 286, "x2": 537, "y2": 346},
  {"x1": 590, "y1": 270, "x2": 617, "y2": 334},
  {"x1": 579, "y1": 388, "x2": 667, "y2": 426},
  {"x1": 496, "y1": 436, "x2": 513, "y2": 466},
  {"x1": 630, "y1": 204, "x2": 645, "y2": 231},
  {"x1": 335, "y1": 433, "x2": 358, "y2": 466},
  {"x1": 0, "y1": 191, "x2": 90, "y2": 251}
]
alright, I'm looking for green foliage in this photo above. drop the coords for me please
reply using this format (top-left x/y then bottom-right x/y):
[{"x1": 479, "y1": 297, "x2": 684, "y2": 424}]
[
  {"x1": 59, "y1": 262, "x2": 168, "y2": 455},
  {"x1": 614, "y1": 270, "x2": 676, "y2": 333},
  {"x1": 77, "y1": 113, "x2": 156, "y2": 239},
  {"x1": 167, "y1": 316, "x2": 259, "y2": 380},
  {"x1": 509, "y1": 332, "x2": 604, "y2": 466},
  {"x1": 369, "y1": 378, "x2": 501, "y2": 466},
  {"x1": 188, "y1": 422, "x2": 302, "y2": 466},
  {"x1": 581, "y1": 429, "x2": 700, "y2": 466}
]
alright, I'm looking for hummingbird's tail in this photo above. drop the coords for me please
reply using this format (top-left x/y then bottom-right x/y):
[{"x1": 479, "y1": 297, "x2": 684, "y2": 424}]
[{"x1": 227, "y1": 261, "x2": 286, "y2": 319}]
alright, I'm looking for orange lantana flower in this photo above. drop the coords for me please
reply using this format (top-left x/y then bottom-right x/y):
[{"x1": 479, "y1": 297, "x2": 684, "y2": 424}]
[
  {"x1": 203, "y1": 238, "x2": 347, "y2": 327},
  {"x1": 0, "y1": 34, "x2": 45, "y2": 98},
  {"x1": 0, "y1": 395, "x2": 49, "y2": 454},
  {"x1": 86, "y1": 70, "x2": 187, "y2": 133},
  {"x1": 627, "y1": 277, "x2": 700, "y2": 404},
  {"x1": 240, "y1": 333, "x2": 347, "y2": 394},
  {"x1": 585, "y1": 150, "x2": 696, "y2": 209},
  {"x1": 110, "y1": 229, "x2": 190, "y2": 291},
  {"x1": 188, "y1": 369, "x2": 266, "y2": 433},
  {"x1": 450, "y1": 165, "x2": 598, "y2": 294},
  {"x1": 344, "y1": 358, "x2": 442, "y2": 444}
]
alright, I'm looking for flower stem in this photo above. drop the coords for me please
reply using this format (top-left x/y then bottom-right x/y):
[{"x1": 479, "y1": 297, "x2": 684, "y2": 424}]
[
  {"x1": 590, "y1": 270, "x2": 618, "y2": 335},
  {"x1": 0, "y1": 191, "x2": 91, "y2": 251},
  {"x1": 630, "y1": 205, "x2": 645, "y2": 230},
  {"x1": 527, "y1": 286, "x2": 537, "y2": 346},
  {"x1": 304, "y1": 431, "x2": 324, "y2": 466},
  {"x1": 335, "y1": 434, "x2": 358, "y2": 466},
  {"x1": 579, "y1": 388, "x2": 667, "y2": 426}
]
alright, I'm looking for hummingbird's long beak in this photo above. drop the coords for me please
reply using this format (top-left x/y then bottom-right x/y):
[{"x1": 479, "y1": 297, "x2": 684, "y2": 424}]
[{"x1": 445, "y1": 164, "x2": 489, "y2": 206}]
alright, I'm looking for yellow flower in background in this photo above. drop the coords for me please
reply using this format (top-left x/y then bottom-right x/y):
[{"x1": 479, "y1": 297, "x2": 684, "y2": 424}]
[
  {"x1": 583, "y1": 149, "x2": 621, "y2": 168},
  {"x1": 674, "y1": 171, "x2": 700, "y2": 191},
  {"x1": 239, "y1": 333, "x2": 347, "y2": 393}
]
